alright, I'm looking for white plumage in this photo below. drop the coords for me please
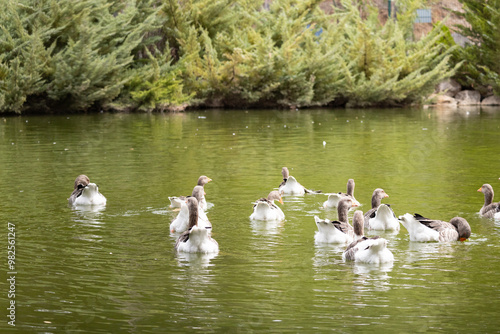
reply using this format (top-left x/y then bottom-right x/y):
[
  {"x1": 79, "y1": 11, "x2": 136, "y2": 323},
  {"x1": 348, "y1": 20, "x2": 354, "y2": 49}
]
[
  {"x1": 72, "y1": 183, "x2": 107, "y2": 206},
  {"x1": 175, "y1": 197, "x2": 218, "y2": 254},
  {"x1": 399, "y1": 213, "x2": 471, "y2": 242},
  {"x1": 250, "y1": 191, "x2": 285, "y2": 221},
  {"x1": 314, "y1": 216, "x2": 355, "y2": 244},
  {"x1": 170, "y1": 200, "x2": 211, "y2": 233},
  {"x1": 368, "y1": 204, "x2": 400, "y2": 231},
  {"x1": 342, "y1": 237, "x2": 394, "y2": 264},
  {"x1": 323, "y1": 179, "x2": 360, "y2": 208},
  {"x1": 279, "y1": 175, "x2": 306, "y2": 195},
  {"x1": 314, "y1": 197, "x2": 359, "y2": 244}
]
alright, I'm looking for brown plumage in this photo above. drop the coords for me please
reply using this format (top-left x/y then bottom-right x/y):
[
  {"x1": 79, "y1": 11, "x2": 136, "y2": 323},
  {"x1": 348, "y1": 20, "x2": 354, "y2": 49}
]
[
  {"x1": 68, "y1": 175, "x2": 90, "y2": 205},
  {"x1": 175, "y1": 197, "x2": 200, "y2": 248},
  {"x1": 197, "y1": 175, "x2": 212, "y2": 186},
  {"x1": 413, "y1": 214, "x2": 471, "y2": 242},
  {"x1": 327, "y1": 197, "x2": 358, "y2": 235}
]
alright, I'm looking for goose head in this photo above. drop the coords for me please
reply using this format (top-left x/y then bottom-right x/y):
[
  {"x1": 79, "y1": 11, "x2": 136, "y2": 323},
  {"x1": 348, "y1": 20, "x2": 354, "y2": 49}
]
[
  {"x1": 449, "y1": 217, "x2": 471, "y2": 241},
  {"x1": 478, "y1": 184, "x2": 494, "y2": 204},
  {"x1": 346, "y1": 179, "x2": 355, "y2": 196},
  {"x1": 192, "y1": 185, "x2": 206, "y2": 203},
  {"x1": 267, "y1": 190, "x2": 284, "y2": 204},
  {"x1": 197, "y1": 175, "x2": 212, "y2": 186},
  {"x1": 281, "y1": 167, "x2": 289, "y2": 181},
  {"x1": 74, "y1": 175, "x2": 90, "y2": 190},
  {"x1": 371, "y1": 188, "x2": 389, "y2": 208},
  {"x1": 337, "y1": 197, "x2": 358, "y2": 222},
  {"x1": 353, "y1": 210, "x2": 364, "y2": 237}
]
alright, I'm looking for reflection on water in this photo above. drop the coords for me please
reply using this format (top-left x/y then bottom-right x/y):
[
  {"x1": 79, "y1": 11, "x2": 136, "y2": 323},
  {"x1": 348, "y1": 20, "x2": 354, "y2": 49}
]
[
  {"x1": 2, "y1": 108, "x2": 500, "y2": 332},
  {"x1": 176, "y1": 252, "x2": 219, "y2": 269},
  {"x1": 249, "y1": 219, "x2": 284, "y2": 235}
]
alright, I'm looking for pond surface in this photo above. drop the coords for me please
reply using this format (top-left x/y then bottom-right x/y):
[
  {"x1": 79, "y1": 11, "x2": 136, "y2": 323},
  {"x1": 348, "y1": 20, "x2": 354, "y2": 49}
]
[{"x1": 1, "y1": 107, "x2": 500, "y2": 333}]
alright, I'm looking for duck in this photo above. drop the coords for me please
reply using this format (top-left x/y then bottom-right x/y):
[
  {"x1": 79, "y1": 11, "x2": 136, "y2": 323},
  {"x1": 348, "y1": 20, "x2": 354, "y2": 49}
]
[
  {"x1": 477, "y1": 183, "x2": 500, "y2": 219},
  {"x1": 399, "y1": 213, "x2": 471, "y2": 242},
  {"x1": 250, "y1": 190, "x2": 285, "y2": 221},
  {"x1": 323, "y1": 179, "x2": 360, "y2": 208},
  {"x1": 170, "y1": 186, "x2": 211, "y2": 233},
  {"x1": 278, "y1": 167, "x2": 321, "y2": 195},
  {"x1": 313, "y1": 197, "x2": 358, "y2": 244},
  {"x1": 342, "y1": 235, "x2": 394, "y2": 264},
  {"x1": 363, "y1": 188, "x2": 389, "y2": 227},
  {"x1": 68, "y1": 175, "x2": 107, "y2": 206},
  {"x1": 175, "y1": 197, "x2": 219, "y2": 254},
  {"x1": 366, "y1": 204, "x2": 400, "y2": 231},
  {"x1": 169, "y1": 175, "x2": 212, "y2": 209}
]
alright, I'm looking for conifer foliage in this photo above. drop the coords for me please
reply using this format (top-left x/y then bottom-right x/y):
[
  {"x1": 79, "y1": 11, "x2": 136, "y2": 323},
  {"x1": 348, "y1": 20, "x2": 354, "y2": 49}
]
[
  {"x1": 451, "y1": 0, "x2": 500, "y2": 95},
  {"x1": 0, "y1": 0, "x2": 460, "y2": 113},
  {"x1": 0, "y1": 0, "x2": 157, "y2": 113}
]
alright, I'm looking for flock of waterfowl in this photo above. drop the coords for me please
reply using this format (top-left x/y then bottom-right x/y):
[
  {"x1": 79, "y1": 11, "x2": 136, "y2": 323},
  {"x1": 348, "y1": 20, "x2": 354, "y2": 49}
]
[{"x1": 68, "y1": 170, "x2": 500, "y2": 264}]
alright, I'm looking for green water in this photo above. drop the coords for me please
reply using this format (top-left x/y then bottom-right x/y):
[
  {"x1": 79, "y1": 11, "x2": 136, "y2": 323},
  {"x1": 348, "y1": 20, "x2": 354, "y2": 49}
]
[{"x1": 1, "y1": 107, "x2": 500, "y2": 333}]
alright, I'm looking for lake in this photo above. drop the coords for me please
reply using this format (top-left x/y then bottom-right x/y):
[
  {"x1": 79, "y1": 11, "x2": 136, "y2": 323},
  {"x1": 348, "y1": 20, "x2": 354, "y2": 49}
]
[{"x1": 1, "y1": 107, "x2": 500, "y2": 333}]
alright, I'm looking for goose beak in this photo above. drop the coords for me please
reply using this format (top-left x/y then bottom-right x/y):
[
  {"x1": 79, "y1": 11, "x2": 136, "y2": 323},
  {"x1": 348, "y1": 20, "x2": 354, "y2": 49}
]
[
  {"x1": 384, "y1": 194, "x2": 389, "y2": 198},
  {"x1": 208, "y1": 178, "x2": 212, "y2": 182},
  {"x1": 477, "y1": 187, "x2": 482, "y2": 192},
  {"x1": 459, "y1": 237, "x2": 467, "y2": 242},
  {"x1": 279, "y1": 198, "x2": 284, "y2": 204},
  {"x1": 352, "y1": 202, "x2": 359, "y2": 207}
]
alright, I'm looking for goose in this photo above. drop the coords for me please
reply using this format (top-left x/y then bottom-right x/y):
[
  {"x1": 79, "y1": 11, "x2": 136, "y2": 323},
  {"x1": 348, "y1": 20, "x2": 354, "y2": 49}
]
[
  {"x1": 279, "y1": 167, "x2": 321, "y2": 195},
  {"x1": 313, "y1": 197, "x2": 358, "y2": 244},
  {"x1": 170, "y1": 186, "x2": 211, "y2": 233},
  {"x1": 477, "y1": 184, "x2": 500, "y2": 219},
  {"x1": 363, "y1": 188, "x2": 389, "y2": 227},
  {"x1": 175, "y1": 197, "x2": 219, "y2": 254},
  {"x1": 342, "y1": 235, "x2": 394, "y2": 264},
  {"x1": 366, "y1": 204, "x2": 400, "y2": 231},
  {"x1": 323, "y1": 179, "x2": 360, "y2": 208},
  {"x1": 169, "y1": 175, "x2": 212, "y2": 209},
  {"x1": 343, "y1": 211, "x2": 394, "y2": 263},
  {"x1": 250, "y1": 190, "x2": 285, "y2": 221},
  {"x1": 399, "y1": 213, "x2": 471, "y2": 242},
  {"x1": 68, "y1": 175, "x2": 106, "y2": 206}
]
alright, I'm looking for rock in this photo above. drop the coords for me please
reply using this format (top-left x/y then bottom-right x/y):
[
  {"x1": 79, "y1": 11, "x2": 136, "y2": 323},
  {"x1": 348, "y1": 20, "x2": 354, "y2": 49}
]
[
  {"x1": 426, "y1": 93, "x2": 457, "y2": 107},
  {"x1": 481, "y1": 95, "x2": 500, "y2": 106},
  {"x1": 435, "y1": 79, "x2": 462, "y2": 97},
  {"x1": 455, "y1": 90, "x2": 481, "y2": 105},
  {"x1": 451, "y1": 32, "x2": 472, "y2": 47}
]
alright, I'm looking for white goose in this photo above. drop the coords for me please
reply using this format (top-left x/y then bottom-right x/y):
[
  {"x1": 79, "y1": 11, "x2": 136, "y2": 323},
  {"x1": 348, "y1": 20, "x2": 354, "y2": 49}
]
[
  {"x1": 250, "y1": 191, "x2": 285, "y2": 221},
  {"x1": 342, "y1": 236, "x2": 394, "y2": 264},
  {"x1": 323, "y1": 179, "x2": 360, "y2": 208},
  {"x1": 399, "y1": 213, "x2": 471, "y2": 242},
  {"x1": 68, "y1": 175, "x2": 107, "y2": 206},
  {"x1": 363, "y1": 188, "x2": 389, "y2": 228},
  {"x1": 169, "y1": 175, "x2": 212, "y2": 210},
  {"x1": 342, "y1": 210, "x2": 394, "y2": 264},
  {"x1": 477, "y1": 183, "x2": 500, "y2": 219},
  {"x1": 170, "y1": 186, "x2": 211, "y2": 233},
  {"x1": 314, "y1": 197, "x2": 358, "y2": 244},
  {"x1": 278, "y1": 167, "x2": 320, "y2": 195},
  {"x1": 367, "y1": 204, "x2": 400, "y2": 231},
  {"x1": 175, "y1": 197, "x2": 219, "y2": 254}
]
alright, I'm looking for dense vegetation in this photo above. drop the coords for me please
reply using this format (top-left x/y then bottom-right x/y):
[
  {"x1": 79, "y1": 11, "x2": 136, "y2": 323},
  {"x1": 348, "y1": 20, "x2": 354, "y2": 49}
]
[
  {"x1": 0, "y1": 0, "x2": 477, "y2": 113},
  {"x1": 450, "y1": 0, "x2": 500, "y2": 96}
]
